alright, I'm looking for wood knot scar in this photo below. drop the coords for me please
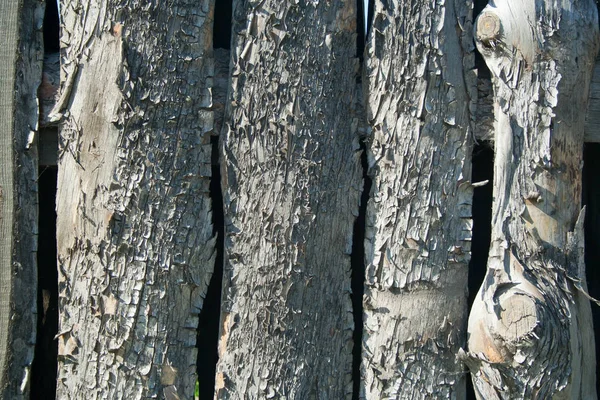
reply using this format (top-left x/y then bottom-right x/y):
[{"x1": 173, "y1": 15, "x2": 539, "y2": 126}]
[{"x1": 476, "y1": 12, "x2": 502, "y2": 48}]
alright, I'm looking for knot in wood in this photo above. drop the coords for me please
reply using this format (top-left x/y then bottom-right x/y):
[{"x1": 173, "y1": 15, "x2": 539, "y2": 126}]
[{"x1": 476, "y1": 12, "x2": 501, "y2": 47}]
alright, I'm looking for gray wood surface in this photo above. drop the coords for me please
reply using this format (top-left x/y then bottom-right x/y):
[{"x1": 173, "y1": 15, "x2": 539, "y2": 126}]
[
  {"x1": 0, "y1": 0, "x2": 43, "y2": 397},
  {"x1": 54, "y1": 1, "x2": 215, "y2": 398},
  {"x1": 464, "y1": 1, "x2": 599, "y2": 398},
  {"x1": 216, "y1": 1, "x2": 362, "y2": 398},
  {"x1": 585, "y1": 57, "x2": 600, "y2": 143}
]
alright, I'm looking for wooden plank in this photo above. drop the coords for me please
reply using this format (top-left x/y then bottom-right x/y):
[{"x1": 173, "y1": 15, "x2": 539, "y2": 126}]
[
  {"x1": 0, "y1": 0, "x2": 43, "y2": 397},
  {"x1": 55, "y1": 1, "x2": 215, "y2": 398},
  {"x1": 585, "y1": 58, "x2": 600, "y2": 143},
  {"x1": 361, "y1": 0, "x2": 475, "y2": 398},
  {"x1": 465, "y1": 2, "x2": 599, "y2": 398},
  {"x1": 216, "y1": 1, "x2": 361, "y2": 397}
]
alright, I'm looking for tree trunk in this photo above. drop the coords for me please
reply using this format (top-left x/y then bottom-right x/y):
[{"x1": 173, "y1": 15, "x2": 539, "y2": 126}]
[
  {"x1": 465, "y1": 1, "x2": 600, "y2": 398},
  {"x1": 0, "y1": 0, "x2": 43, "y2": 397},
  {"x1": 215, "y1": 1, "x2": 362, "y2": 398},
  {"x1": 361, "y1": 0, "x2": 476, "y2": 398},
  {"x1": 54, "y1": 1, "x2": 216, "y2": 398}
]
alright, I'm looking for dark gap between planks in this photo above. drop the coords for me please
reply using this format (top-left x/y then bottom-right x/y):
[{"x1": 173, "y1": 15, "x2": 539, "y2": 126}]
[
  {"x1": 350, "y1": 138, "x2": 371, "y2": 400},
  {"x1": 195, "y1": 136, "x2": 225, "y2": 399},
  {"x1": 350, "y1": 2, "x2": 372, "y2": 399},
  {"x1": 466, "y1": 3, "x2": 493, "y2": 398},
  {"x1": 30, "y1": 166, "x2": 59, "y2": 400},
  {"x1": 195, "y1": 1, "x2": 232, "y2": 397},
  {"x1": 465, "y1": 143, "x2": 493, "y2": 400},
  {"x1": 583, "y1": 143, "x2": 600, "y2": 394},
  {"x1": 30, "y1": 0, "x2": 60, "y2": 397}
]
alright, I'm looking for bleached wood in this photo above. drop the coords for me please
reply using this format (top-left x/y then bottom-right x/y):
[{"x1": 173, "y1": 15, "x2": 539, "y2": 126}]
[
  {"x1": 216, "y1": 1, "x2": 362, "y2": 398},
  {"x1": 464, "y1": 1, "x2": 599, "y2": 398},
  {"x1": 55, "y1": 1, "x2": 215, "y2": 398},
  {"x1": 361, "y1": 0, "x2": 476, "y2": 398}
]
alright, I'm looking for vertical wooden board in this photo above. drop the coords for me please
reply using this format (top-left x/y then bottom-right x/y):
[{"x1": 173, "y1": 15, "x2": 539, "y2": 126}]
[
  {"x1": 55, "y1": 1, "x2": 215, "y2": 398},
  {"x1": 465, "y1": 1, "x2": 599, "y2": 398},
  {"x1": 362, "y1": 0, "x2": 476, "y2": 398},
  {"x1": 216, "y1": 1, "x2": 362, "y2": 398},
  {"x1": 0, "y1": 0, "x2": 43, "y2": 397}
]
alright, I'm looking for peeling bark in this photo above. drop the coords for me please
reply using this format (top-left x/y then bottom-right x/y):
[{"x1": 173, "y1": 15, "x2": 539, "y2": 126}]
[
  {"x1": 55, "y1": 1, "x2": 215, "y2": 398},
  {"x1": 465, "y1": 1, "x2": 600, "y2": 398},
  {"x1": 216, "y1": 1, "x2": 362, "y2": 398},
  {"x1": 361, "y1": 0, "x2": 476, "y2": 398},
  {"x1": 0, "y1": 0, "x2": 43, "y2": 397}
]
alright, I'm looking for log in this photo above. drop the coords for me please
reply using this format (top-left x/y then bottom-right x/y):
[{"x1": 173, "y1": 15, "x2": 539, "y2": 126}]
[
  {"x1": 361, "y1": 0, "x2": 476, "y2": 398},
  {"x1": 464, "y1": 1, "x2": 600, "y2": 398},
  {"x1": 0, "y1": 0, "x2": 43, "y2": 397},
  {"x1": 54, "y1": 1, "x2": 216, "y2": 398},
  {"x1": 216, "y1": 1, "x2": 362, "y2": 398}
]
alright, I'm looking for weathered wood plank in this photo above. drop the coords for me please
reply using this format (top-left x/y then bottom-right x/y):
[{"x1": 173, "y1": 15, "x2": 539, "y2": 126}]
[
  {"x1": 55, "y1": 1, "x2": 215, "y2": 398},
  {"x1": 464, "y1": 1, "x2": 599, "y2": 398},
  {"x1": 362, "y1": 0, "x2": 476, "y2": 398},
  {"x1": 216, "y1": 1, "x2": 362, "y2": 398},
  {"x1": 0, "y1": 0, "x2": 43, "y2": 397},
  {"x1": 585, "y1": 57, "x2": 600, "y2": 142}
]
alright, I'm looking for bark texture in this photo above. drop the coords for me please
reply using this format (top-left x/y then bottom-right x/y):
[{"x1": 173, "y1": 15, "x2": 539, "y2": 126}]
[
  {"x1": 0, "y1": 0, "x2": 43, "y2": 397},
  {"x1": 361, "y1": 0, "x2": 475, "y2": 398},
  {"x1": 465, "y1": 1, "x2": 600, "y2": 398},
  {"x1": 55, "y1": 1, "x2": 215, "y2": 398},
  {"x1": 216, "y1": 1, "x2": 362, "y2": 398}
]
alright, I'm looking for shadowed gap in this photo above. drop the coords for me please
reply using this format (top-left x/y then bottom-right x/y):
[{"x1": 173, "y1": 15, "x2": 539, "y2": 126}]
[
  {"x1": 195, "y1": 136, "x2": 225, "y2": 399},
  {"x1": 357, "y1": 0, "x2": 374, "y2": 63},
  {"x1": 467, "y1": 2, "x2": 493, "y2": 398},
  {"x1": 357, "y1": 0, "x2": 365, "y2": 62},
  {"x1": 195, "y1": 1, "x2": 231, "y2": 396},
  {"x1": 351, "y1": 2, "x2": 373, "y2": 399},
  {"x1": 350, "y1": 140, "x2": 371, "y2": 400},
  {"x1": 213, "y1": 0, "x2": 232, "y2": 50},
  {"x1": 30, "y1": 166, "x2": 58, "y2": 400},
  {"x1": 43, "y1": 0, "x2": 59, "y2": 53},
  {"x1": 583, "y1": 143, "x2": 600, "y2": 394},
  {"x1": 466, "y1": 144, "x2": 494, "y2": 400},
  {"x1": 30, "y1": 0, "x2": 60, "y2": 397}
]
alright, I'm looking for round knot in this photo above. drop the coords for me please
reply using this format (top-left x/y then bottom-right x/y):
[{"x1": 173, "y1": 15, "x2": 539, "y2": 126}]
[{"x1": 477, "y1": 12, "x2": 502, "y2": 44}]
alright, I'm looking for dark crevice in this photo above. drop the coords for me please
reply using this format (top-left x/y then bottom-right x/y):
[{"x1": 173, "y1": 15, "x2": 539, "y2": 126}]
[
  {"x1": 466, "y1": 3, "x2": 494, "y2": 398},
  {"x1": 31, "y1": 0, "x2": 60, "y2": 398},
  {"x1": 352, "y1": 4, "x2": 372, "y2": 398},
  {"x1": 351, "y1": 139, "x2": 372, "y2": 400},
  {"x1": 213, "y1": 0, "x2": 232, "y2": 50},
  {"x1": 30, "y1": 166, "x2": 58, "y2": 400},
  {"x1": 357, "y1": 0, "x2": 365, "y2": 61},
  {"x1": 43, "y1": 0, "x2": 59, "y2": 53},
  {"x1": 583, "y1": 143, "x2": 600, "y2": 394},
  {"x1": 196, "y1": 136, "x2": 225, "y2": 399},
  {"x1": 195, "y1": 2, "x2": 231, "y2": 397},
  {"x1": 466, "y1": 143, "x2": 494, "y2": 400},
  {"x1": 357, "y1": 0, "x2": 374, "y2": 63}
]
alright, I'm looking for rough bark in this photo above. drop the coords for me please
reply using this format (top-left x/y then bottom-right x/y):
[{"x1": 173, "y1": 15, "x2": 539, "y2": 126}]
[
  {"x1": 54, "y1": 1, "x2": 215, "y2": 398},
  {"x1": 0, "y1": 0, "x2": 43, "y2": 397},
  {"x1": 464, "y1": 1, "x2": 600, "y2": 398},
  {"x1": 361, "y1": 0, "x2": 476, "y2": 398},
  {"x1": 216, "y1": 1, "x2": 362, "y2": 398}
]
